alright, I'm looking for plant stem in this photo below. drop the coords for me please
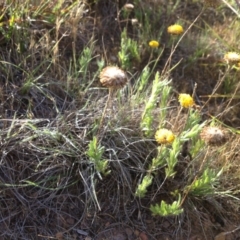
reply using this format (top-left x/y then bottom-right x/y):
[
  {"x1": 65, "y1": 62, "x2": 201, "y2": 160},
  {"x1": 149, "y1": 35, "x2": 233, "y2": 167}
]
[
  {"x1": 97, "y1": 88, "x2": 114, "y2": 141},
  {"x1": 162, "y1": 8, "x2": 205, "y2": 75}
]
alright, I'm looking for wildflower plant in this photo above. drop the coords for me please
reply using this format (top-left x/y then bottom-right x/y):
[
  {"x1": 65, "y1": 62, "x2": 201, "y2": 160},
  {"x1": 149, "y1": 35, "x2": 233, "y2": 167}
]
[
  {"x1": 164, "y1": 137, "x2": 181, "y2": 178},
  {"x1": 182, "y1": 108, "x2": 202, "y2": 131},
  {"x1": 140, "y1": 72, "x2": 172, "y2": 136},
  {"x1": 184, "y1": 168, "x2": 223, "y2": 197},
  {"x1": 86, "y1": 136, "x2": 110, "y2": 178},
  {"x1": 138, "y1": 75, "x2": 220, "y2": 218},
  {"x1": 118, "y1": 28, "x2": 140, "y2": 69},
  {"x1": 136, "y1": 66, "x2": 151, "y2": 93},
  {"x1": 158, "y1": 83, "x2": 172, "y2": 125},
  {"x1": 150, "y1": 194, "x2": 183, "y2": 217},
  {"x1": 149, "y1": 146, "x2": 169, "y2": 172},
  {"x1": 135, "y1": 174, "x2": 153, "y2": 198},
  {"x1": 69, "y1": 40, "x2": 97, "y2": 92},
  {"x1": 78, "y1": 45, "x2": 94, "y2": 82}
]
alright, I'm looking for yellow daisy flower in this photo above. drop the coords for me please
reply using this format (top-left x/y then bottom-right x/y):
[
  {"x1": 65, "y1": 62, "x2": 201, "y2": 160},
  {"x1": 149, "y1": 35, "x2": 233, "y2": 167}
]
[
  {"x1": 224, "y1": 52, "x2": 240, "y2": 64},
  {"x1": 167, "y1": 24, "x2": 184, "y2": 35},
  {"x1": 149, "y1": 40, "x2": 159, "y2": 48},
  {"x1": 178, "y1": 94, "x2": 195, "y2": 108},
  {"x1": 155, "y1": 129, "x2": 175, "y2": 145}
]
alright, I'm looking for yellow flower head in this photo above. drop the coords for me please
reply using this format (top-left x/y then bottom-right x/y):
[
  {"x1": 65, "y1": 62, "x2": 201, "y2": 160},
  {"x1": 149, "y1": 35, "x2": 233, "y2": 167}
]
[
  {"x1": 149, "y1": 40, "x2": 159, "y2": 48},
  {"x1": 167, "y1": 24, "x2": 184, "y2": 35},
  {"x1": 178, "y1": 93, "x2": 195, "y2": 108},
  {"x1": 224, "y1": 52, "x2": 240, "y2": 64},
  {"x1": 155, "y1": 128, "x2": 175, "y2": 145}
]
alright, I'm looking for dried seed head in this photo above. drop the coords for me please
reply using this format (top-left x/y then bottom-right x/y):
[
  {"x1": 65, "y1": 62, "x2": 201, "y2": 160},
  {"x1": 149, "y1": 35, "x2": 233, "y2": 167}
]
[
  {"x1": 200, "y1": 126, "x2": 227, "y2": 146},
  {"x1": 123, "y1": 3, "x2": 134, "y2": 12},
  {"x1": 100, "y1": 66, "x2": 128, "y2": 89},
  {"x1": 131, "y1": 18, "x2": 138, "y2": 26}
]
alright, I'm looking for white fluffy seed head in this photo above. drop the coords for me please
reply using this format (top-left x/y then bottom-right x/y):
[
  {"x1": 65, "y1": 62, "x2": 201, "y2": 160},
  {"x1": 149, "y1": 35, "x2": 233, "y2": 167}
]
[{"x1": 200, "y1": 126, "x2": 227, "y2": 146}]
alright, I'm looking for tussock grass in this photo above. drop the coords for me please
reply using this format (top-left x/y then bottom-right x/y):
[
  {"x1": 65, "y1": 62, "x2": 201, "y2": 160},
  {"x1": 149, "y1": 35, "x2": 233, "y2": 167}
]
[{"x1": 1, "y1": 0, "x2": 240, "y2": 239}]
